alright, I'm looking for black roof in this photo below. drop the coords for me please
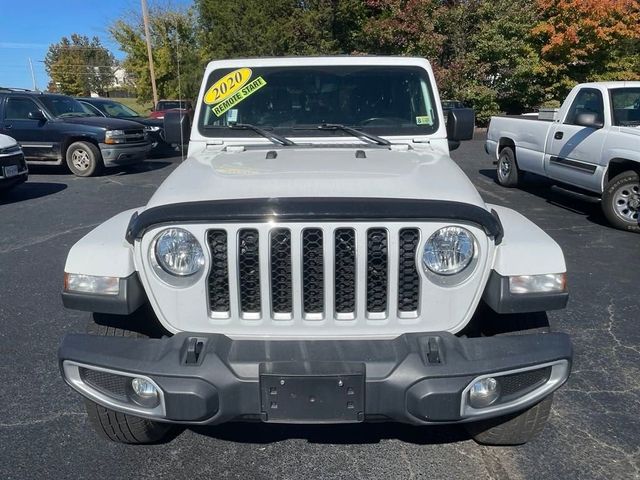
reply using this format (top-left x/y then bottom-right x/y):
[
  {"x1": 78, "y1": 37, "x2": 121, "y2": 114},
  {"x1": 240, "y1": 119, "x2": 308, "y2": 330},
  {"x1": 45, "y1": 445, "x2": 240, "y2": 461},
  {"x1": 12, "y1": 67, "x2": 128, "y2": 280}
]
[{"x1": 0, "y1": 88, "x2": 76, "y2": 100}]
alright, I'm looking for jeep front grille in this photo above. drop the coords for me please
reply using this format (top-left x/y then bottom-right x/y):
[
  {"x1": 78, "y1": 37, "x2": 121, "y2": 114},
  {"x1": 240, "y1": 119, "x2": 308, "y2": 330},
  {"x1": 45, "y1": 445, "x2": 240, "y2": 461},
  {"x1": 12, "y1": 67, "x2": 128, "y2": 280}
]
[{"x1": 206, "y1": 226, "x2": 421, "y2": 320}]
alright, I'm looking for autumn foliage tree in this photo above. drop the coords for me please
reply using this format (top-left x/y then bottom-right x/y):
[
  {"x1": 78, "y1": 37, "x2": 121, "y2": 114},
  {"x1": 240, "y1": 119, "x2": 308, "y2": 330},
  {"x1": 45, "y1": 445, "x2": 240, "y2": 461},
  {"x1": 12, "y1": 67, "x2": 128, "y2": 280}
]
[{"x1": 532, "y1": 0, "x2": 640, "y2": 101}]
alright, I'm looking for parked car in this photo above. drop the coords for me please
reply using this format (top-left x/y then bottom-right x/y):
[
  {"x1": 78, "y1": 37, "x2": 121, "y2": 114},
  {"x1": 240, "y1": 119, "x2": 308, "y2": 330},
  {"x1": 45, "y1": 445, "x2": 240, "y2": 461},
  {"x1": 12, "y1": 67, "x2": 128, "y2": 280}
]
[
  {"x1": 149, "y1": 99, "x2": 193, "y2": 120},
  {"x1": 486, "y1": 81, "x2": 640, "y2": 232},
  {"x1": 0, "y1": 133, "x2": 28, "y2": 192},
  {"x1": 0, "y1": 88, "x2": 152, "y2": 176},
  {"x1": 58, "y1": 56, "x2": 572, "y2": 447},
  {"x1": 76, "y1": 97, "x2": 166, "y2": 150},
  {"x1": 442, "y1": 100, "x2": 466, "y2": 110}
]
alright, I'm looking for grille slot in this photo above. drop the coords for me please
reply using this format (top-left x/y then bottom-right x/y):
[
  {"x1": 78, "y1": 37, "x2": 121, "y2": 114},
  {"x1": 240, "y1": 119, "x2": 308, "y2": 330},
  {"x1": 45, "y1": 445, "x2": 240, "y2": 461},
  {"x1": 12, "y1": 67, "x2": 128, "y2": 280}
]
[
  {"x1": 207, "y1": 230, "x2": 230, "y2": 313},
  {"x1": 498, "y1": 367, "x2": 552, "y2": 399},
  {"x1": 238, "y1": 229, "x2": 261, "y2": 314},
  {"x1": 367, "y1": 228, "x2": 388, "y2": 313},
  {"x1": 79, "y1": 367, "x2": 128, "y2": 400},
  {"x1": 334, "y1": 228, "x2": 357, "y2": 314},
  {"x1": 302, "y1": 229, "x2": 324, "y2": 315},
  {"x1": 398, "y1": 228, "x2": 420, "y2": 312},
  {"x1": 270, "y1": 229, "x2": 292, "y2": 314}
]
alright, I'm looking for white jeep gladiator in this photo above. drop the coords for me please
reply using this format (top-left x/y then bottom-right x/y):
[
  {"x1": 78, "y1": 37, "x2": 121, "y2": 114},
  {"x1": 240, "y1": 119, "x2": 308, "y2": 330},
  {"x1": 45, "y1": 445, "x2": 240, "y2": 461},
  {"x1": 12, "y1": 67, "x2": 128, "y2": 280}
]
[
  {"x1": 59, "y1": 57, "x2": 572, "y2": 446},
  {"x1": 486, "y1": 81, "x2": 640, "y2": 232}
]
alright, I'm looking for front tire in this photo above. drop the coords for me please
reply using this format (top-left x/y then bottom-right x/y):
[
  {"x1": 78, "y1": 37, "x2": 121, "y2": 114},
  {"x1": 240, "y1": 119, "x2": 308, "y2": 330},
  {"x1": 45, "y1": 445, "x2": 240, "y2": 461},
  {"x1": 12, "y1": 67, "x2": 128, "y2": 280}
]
[
  {"x1": 83, "y1": 317, "x2": 175, "y2": 444},
  {"x1": 601, "y1": 170, "x2": 640, "y2": 232},
  {"x1": 466, "y1": 394, "x2": 553, "y2": 446},
  {"x1": 496, "y1": 146, "x2": 520, "y2": 187},
  {"x1": 66, "y1": 141, "x2": 104, "y2": 177}
]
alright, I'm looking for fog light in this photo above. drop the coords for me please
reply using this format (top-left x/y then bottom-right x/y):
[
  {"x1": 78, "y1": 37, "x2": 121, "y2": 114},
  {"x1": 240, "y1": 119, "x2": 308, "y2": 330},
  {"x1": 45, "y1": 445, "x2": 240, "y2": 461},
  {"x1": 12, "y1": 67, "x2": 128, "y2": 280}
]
[
  {"x1": 129, "y1": 377, "x2": 160, "y2": 408},
  {"x1": 469, "y1": 377, "x2": 500, "y2": 408}
]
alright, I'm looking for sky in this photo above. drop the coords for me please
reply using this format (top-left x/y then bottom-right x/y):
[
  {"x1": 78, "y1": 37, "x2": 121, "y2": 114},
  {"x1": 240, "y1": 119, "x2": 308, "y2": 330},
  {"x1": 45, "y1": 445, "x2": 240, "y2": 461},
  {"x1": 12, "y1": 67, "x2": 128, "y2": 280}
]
[{"x1": 0, "y1": 0, "x2": 191, "y2": 90}]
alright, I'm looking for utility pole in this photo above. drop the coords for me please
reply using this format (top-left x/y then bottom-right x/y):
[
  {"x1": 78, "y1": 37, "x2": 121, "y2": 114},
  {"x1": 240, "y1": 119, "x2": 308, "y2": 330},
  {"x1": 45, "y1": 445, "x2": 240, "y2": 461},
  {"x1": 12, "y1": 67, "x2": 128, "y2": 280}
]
[
  {"x1": 141, "y1": 0, "x2": 158, "y2": 108},
  {"x1": 28, "y1": 57, "x2": 38, "y2": 91}
]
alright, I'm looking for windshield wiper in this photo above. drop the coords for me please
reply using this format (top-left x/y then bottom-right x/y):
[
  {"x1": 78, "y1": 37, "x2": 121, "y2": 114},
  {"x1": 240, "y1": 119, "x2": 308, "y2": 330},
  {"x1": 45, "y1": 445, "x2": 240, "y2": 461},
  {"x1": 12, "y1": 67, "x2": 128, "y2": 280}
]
[
  {"x1": 316, "y1": 123, "x2": 391, "y2": 146},
  {"x1": 228, "y1": 123, "x2": 296, "y2": 146},
  {"x1": 58, "y1": 112, "x2": 91, "y2": 118}
]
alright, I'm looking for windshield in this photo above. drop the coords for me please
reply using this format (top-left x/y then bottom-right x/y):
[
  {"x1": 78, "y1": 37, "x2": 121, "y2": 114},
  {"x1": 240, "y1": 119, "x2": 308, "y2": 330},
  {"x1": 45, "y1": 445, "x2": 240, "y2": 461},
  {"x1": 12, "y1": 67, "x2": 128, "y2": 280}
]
[
  {"x1": 157, "y1": 101, "x2": 189, "y2": 110},
  {"x1": 198, "y1": 65, "x2": 439, "y2": 138},
  {"x1": 98, "y1": 101, "x2": 140, "y2": 118},
  {"x1": 40, "y1": 96, "x2": 91, "y2": 118},
  {"x1": 611, "y1": 88, "x2": 640, "y2": 127},
  {"x1": 79, "y1": 101, "x2": 103, "y2": 116}
]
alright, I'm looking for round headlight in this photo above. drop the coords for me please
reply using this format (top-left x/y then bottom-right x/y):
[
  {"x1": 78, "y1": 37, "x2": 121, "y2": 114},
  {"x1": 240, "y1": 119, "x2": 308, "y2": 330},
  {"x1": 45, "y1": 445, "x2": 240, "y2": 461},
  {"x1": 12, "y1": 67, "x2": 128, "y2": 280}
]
[
  {"x1": 422, "y1": 226, "x2": 475, "y2": 275},
  {"x1": 154, "y1": 228, "x2": 205, "y2": 276}
]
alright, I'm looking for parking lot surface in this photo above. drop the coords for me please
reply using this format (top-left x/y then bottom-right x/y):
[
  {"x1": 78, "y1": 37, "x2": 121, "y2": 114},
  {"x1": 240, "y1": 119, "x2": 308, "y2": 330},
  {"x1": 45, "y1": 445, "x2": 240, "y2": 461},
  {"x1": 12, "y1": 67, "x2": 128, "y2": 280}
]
[{"x1": 1, "y1": 139, "x2": 638, "y2": 480}]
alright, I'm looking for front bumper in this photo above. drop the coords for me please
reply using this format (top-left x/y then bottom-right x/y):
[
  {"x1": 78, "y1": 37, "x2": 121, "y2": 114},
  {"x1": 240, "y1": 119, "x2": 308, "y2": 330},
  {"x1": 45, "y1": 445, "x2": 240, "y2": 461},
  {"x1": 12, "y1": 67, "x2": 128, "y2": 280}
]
[
  {"x1": 59, "y1": 331, "x2": 572, "y2": 425},
  {"x1": 99, "y1": 142, "x2": 152, "y2": 166},
  {"x1": 0, "y1": 170, "x2": 28, "y2": 190}
]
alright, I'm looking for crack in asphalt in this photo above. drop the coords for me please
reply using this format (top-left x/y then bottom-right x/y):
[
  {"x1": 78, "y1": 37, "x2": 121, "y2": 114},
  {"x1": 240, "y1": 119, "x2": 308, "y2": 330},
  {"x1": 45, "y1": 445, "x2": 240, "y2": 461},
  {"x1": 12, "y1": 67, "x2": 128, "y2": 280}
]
[
  {"x1": 0, "y1": 223, "x2": 100, "y2": 255},
  {"x1": 0, "y1": 411, "x2": 85, "y2": 428},
  {"x1": 606, "y1": 302, "x2": 640, "y2": 355}
]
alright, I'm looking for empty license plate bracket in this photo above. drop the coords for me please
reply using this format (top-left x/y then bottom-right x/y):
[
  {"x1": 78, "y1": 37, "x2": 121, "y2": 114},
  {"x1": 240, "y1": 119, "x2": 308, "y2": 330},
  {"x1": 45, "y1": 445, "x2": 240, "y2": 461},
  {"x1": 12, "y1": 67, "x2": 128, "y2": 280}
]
[{"x1": 259, "y1": 362, "x2": 365, "y2": 423}]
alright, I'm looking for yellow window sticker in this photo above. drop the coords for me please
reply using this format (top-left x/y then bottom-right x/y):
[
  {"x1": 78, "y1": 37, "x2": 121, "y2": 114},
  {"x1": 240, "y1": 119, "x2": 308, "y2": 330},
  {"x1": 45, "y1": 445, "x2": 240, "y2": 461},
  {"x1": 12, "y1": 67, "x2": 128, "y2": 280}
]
[
  {"x1": 211, "y1": 76, "x2": 267, "y2": 117},
  {"x1": 204, "y1": 68, "x2": 253, "y2": 105},
  {"x1": 416, "y1": 115, "x2": 431, "y2": 125}
]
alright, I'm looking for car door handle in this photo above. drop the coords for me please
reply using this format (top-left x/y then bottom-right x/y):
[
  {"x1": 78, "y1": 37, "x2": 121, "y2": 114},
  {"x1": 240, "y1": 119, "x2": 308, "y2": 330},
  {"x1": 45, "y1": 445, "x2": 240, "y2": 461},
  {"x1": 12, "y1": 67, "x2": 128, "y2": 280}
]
[
  {"x1": 4, "y1": 124, "x2": 12, "y2": 129},
  {"x1": 554, "y1": 131, "x2": 563, "y2": 140}
]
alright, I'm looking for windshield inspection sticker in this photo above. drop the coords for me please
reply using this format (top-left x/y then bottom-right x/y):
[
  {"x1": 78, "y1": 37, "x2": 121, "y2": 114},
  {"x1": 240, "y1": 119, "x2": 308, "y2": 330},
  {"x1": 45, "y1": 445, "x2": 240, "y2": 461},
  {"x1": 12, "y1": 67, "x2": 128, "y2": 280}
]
[
  {"x1": 204, "y1": 67, "x2": 267, "y2": 117},
  {"x1": 416, "y1": 115, "x2": 431, "y2": 125}
]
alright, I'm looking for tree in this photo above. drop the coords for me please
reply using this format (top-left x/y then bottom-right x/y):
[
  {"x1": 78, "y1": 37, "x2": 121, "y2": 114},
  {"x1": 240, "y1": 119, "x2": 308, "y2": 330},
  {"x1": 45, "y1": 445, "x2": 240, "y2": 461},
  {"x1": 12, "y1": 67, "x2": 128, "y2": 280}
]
[
  {"x1": 196, "y1": 0, "x2": 366, "y2": 58},
  {"x1": 45, "y1": 35, "x2": 116, "y2": 96},
  {"x1": 110, "y1": 5, "x2": 202, "y2": 103},
  {"x1": 532, "y1": 0, "x2": 640, "y2": 101},
  {"x1": 358, "y1": 0, "x2": 539, "y2": 124}
]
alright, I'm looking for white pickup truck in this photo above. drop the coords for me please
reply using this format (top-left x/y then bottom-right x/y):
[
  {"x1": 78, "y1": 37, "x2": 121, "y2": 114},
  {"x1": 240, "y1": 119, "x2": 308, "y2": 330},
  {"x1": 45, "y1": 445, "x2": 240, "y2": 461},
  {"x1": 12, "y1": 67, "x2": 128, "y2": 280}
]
[
  {"x1": 486, "y1": 82, "x2": 640, "y2": 232},
  {"x1": 58, "y1": 56, "x2": 572, "y2": 447}
]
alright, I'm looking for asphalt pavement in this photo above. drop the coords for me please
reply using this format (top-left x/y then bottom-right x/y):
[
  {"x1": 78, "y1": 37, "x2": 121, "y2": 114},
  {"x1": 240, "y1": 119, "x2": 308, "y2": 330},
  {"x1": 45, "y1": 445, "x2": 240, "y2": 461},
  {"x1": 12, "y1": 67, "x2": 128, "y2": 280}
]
[{"x1": 1, "y1": 139, "x2": 638, "y2": 479}]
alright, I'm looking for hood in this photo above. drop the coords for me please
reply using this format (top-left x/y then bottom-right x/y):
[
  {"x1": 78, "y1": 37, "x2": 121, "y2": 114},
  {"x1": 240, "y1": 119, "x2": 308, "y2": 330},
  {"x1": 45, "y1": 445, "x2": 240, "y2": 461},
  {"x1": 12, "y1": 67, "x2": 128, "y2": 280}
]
[
  {"x1": 0, "y1": 133, "x2": 18, "y2": 149},
  {"x1": 60, "y1": 116, "x2": 146, "y2": 130},
  {"x1": 146, "y1": 147, "x2": 486, "y2": 209},
  {"x1": 132, "y1": 117, "x2": 164, "y2": 127}
]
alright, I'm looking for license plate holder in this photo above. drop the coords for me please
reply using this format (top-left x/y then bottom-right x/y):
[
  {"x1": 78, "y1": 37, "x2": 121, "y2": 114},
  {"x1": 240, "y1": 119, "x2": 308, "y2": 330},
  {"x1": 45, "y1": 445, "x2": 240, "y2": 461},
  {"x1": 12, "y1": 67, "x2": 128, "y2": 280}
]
[
  {"x1": 3, "y1": 165, "x2": 19, "y2": 178},
  {"x1": 259, "y1": 362, "x2": 365, "y2": 423}
]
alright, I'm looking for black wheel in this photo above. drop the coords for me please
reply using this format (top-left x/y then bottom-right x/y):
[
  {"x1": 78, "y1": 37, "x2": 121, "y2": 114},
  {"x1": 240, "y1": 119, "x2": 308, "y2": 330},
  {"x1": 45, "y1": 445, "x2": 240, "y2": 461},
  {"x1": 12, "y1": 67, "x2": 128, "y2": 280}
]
[
  {"x1": 601, "y1": 170, "x2": 640, "y2": 232},
  {"x1": 466, "y1": 394, "x2": 554, "y2": 446},
  {"x1": 83, "y1": 316, "x2": 175, "y2": 444},
  {"x1": 496, "y1": 146, "x2": 520, "y2": 187},
  {"x1": 66, "y1": 141, "x2": 103, "y2": 177}
]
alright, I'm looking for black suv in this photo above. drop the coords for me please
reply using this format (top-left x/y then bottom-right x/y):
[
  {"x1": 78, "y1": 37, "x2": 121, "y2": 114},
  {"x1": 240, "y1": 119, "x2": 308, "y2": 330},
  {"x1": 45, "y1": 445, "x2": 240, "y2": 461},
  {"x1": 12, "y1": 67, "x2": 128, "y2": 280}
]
[
  {"x1": 0, "y1": 89, "x2": 152, "y2": 176},
  {"x1": 75, "y1": 97, "x2": 167, "y2": 151}
]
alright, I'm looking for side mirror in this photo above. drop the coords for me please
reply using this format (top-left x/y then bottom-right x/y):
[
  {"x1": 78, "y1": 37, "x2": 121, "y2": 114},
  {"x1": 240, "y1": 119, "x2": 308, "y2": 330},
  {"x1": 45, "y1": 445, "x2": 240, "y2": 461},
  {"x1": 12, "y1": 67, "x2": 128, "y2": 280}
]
[
  {"x1": 447, "y1": 108, "x2": 475, "y2": 141},
  {"x1": 164, "y1": 110, "x2": 191, "y2": 145},
  {"x1": 28, "y1": 110, "x2": 46, "y2": 121},
  {"x1": 574, "y1": 112, "x2": 604, "y2": 129}
]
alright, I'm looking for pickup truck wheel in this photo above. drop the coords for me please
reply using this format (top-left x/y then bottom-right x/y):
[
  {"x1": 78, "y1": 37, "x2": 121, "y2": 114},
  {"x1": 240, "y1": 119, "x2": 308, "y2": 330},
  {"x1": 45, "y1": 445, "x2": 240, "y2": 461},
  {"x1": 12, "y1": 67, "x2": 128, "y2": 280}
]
[
  {"x1": 66, "y1": 141, "x2": 103, "y2": 177},
  {"x1": 496, "y1": 147, "x2": 520, "y2": 187},
  {"x1": 83, "y1": 317, "x2": 175, "y2": 444},
  {"x1": 466, "y1": 394, "x2": 553, "y2": 446},
  {"x1": 602, "y1": 170, "x2": 640, "y2": 232}
]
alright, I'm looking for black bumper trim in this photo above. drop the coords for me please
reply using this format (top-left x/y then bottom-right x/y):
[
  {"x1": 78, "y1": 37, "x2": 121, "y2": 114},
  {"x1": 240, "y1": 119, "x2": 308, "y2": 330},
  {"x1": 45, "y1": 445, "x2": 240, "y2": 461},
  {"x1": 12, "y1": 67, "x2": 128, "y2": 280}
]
[
  {"x1": 61, "y1": 273, "x2": 146, "y2": 315},
  {"x1": 482, "y1": 271, "x2": 569, "y2": 314},
  {"x1": 124, "y1": 198, "x2": 504, "y2": 245},
  {"x1": 59, "y1": 331, "x2": 572, "y2": 425}
]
